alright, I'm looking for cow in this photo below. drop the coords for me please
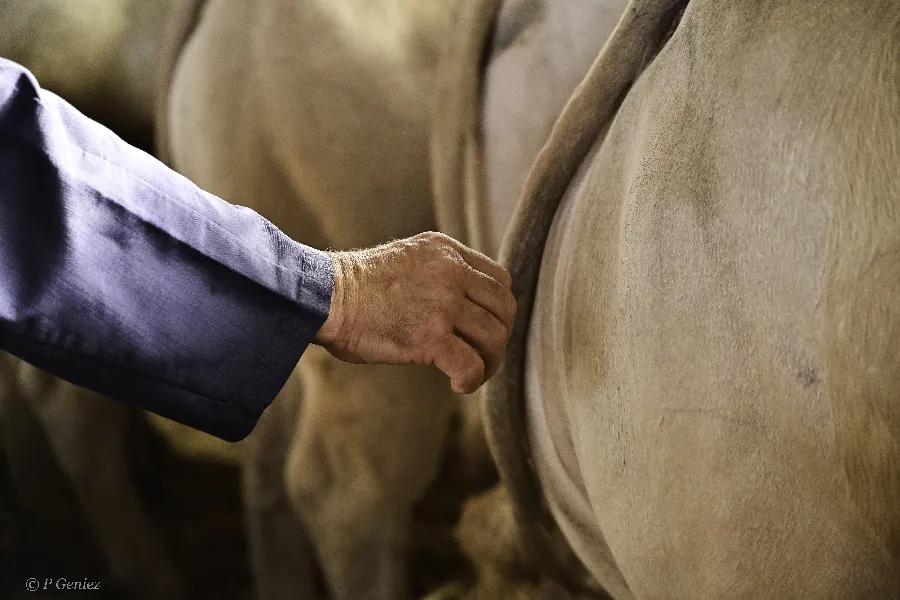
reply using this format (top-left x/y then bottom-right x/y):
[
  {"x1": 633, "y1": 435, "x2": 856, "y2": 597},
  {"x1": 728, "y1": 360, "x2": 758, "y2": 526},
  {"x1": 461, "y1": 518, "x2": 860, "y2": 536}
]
[
  {"x1": 0, "y1": 2, "x2": 186, "y2": 598},
  {"x1": 158, "y1": 1, "x2": 483, "y2": 599},
  {"x1": 434, "y1": 0, "x2": 900, "y2": 598},
  {"x1": 430, "y1": 0, "x2": 626, "y2": 595}
]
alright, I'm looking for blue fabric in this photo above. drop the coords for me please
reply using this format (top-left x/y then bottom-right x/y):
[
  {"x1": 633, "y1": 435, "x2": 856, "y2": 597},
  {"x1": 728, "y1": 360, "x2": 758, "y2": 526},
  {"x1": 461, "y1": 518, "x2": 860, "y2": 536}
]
[{"x1": 0, "y1": 58, "x2": 334, "y2": 442}]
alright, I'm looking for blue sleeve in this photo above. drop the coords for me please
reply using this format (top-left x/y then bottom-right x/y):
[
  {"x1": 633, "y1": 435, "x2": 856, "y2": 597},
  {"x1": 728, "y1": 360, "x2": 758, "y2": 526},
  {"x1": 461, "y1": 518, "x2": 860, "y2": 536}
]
[{"x1": 0, "y1": 58, "x2": 334, "y2": 442}]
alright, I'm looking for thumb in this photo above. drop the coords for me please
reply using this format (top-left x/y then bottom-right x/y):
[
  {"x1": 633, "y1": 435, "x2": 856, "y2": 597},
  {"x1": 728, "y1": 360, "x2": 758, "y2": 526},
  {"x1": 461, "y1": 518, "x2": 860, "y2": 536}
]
[{"x1": 432, "y1": 334, "x2": 486, "y2": 394}]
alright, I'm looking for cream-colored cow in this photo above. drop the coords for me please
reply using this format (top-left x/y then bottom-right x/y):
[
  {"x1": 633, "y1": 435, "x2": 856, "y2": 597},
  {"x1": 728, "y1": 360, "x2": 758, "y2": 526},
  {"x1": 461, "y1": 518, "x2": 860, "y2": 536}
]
[
  {"x1": 436, "y1": 0, "x2": 900, "y2": 598},
  {"x1": 160, "y1": 1, "x2": 473, "y2": 599}
]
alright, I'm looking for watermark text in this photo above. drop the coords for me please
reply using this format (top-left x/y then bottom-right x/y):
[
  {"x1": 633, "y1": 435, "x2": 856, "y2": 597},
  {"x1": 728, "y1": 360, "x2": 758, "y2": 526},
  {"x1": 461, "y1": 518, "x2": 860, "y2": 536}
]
[{"x1": 25, "y1": 578, "x2": 101, "y2": 592}]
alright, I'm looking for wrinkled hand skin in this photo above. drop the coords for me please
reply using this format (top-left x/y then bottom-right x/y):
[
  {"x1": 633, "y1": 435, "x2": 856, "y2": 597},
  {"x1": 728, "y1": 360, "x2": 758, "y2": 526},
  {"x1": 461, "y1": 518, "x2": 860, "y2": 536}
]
[{"x1": 314, "y1": 232, "x2": 517, "y2": 394}]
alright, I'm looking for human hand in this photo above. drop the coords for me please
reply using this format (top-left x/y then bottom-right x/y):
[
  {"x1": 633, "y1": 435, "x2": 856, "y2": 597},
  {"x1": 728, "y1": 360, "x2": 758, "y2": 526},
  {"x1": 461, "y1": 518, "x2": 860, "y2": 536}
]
[{"x1": 313, "y1": 232, "x2": 517, "y2": 394}]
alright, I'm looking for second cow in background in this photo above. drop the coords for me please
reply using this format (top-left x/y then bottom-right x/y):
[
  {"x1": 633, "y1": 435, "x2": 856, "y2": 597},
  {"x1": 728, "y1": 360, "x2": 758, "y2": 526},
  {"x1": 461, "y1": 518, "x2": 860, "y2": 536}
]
[{"x1": 159, "y1": 1, "x2": 478, "y2": 599}]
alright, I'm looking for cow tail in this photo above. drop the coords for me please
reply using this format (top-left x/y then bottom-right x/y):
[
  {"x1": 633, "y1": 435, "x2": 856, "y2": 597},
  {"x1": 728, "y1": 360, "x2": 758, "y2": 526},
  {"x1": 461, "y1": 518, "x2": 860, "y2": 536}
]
[
  {"x1": 825, "y1": 13, "x2": 900, "y2": 562},
  {"x1": 482, "y1": 0, "x2": 689, "y2": 589},
  {"x1": 153, "y1": 0, "x2": 209, "y2": 167},
  {"x1": 429, "y1": 0, "x2": 503, "y2": 251}
]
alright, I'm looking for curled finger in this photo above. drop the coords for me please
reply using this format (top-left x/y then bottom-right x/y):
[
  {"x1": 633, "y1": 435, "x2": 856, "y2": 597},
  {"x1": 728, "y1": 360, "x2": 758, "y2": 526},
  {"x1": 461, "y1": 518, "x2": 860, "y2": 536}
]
[
  {"x1": 453, "y1": 300, "x2": 508, "y2": 381},
  {"x1": 464, "y1": 268, "x2": 517, "y2": 334},
  {"x1": 432, "y1": 334, "x2": 486, "y2": 395}
]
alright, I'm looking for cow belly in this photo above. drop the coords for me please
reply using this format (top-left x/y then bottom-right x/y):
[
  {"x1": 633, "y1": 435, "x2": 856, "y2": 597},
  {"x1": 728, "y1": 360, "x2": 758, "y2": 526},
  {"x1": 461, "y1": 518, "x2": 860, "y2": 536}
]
[
  {"x1": 525, "y1": 138, "x2": 634, "y2": 599},
  {"x1": 526, "y1": 323, "x2": 633, "y2": 600},
  {"x1": 531, "y1": 1, "x2": 900, "y2": 598}
]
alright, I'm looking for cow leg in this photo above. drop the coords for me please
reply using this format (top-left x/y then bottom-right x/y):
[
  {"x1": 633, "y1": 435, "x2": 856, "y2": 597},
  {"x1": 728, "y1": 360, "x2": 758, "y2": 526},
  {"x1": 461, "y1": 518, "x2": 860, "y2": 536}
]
[
  {"x1": 241, "y1": 366, "x2": 320, "y2": 600},
  {"x1": 19, "y1": 365, "x2": 184, "y2": 600},
  {"x1": 0, "y1": 358, "x2": 82, "y2": 536},
  {"x1": 286, "y1": 347, "x2": 456, "y2": 600},
  {"x1": 453, "y1": 394, "x2": 497, "y2": 491}
]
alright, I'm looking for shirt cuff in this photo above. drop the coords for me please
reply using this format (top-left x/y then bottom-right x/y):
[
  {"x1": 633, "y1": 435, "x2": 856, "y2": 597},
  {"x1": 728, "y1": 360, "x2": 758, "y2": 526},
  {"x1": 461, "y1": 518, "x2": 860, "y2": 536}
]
[{"x1": 230, "y1": 246, "x2": 335, "y2": 440}]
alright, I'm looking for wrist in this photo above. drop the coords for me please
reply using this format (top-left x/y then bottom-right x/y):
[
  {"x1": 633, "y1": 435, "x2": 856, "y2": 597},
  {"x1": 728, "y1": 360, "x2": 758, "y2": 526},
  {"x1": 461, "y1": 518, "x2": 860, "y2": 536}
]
[
  {"x1": 314, "y1": 251, "x2": 357, "y2": 349},
  {"x1": 314, "y1": 252, "x2": 342, "y2": 346}
]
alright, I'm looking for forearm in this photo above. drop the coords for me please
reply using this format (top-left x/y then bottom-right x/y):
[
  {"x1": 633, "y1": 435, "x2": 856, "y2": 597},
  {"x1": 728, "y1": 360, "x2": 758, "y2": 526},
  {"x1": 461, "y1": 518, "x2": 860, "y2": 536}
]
[{"x1": 0, "y1": 58, "x2": 333, "y2": 441}]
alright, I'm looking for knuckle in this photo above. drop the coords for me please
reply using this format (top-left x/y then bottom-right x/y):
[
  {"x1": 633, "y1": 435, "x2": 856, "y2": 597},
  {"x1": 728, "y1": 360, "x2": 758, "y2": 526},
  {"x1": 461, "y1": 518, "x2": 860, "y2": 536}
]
[
  {"x1": 507, "y1": 293, "x2": 518, "y2": 319},
  {"x1": 451, "y1": 262, "x2": 468, "y2": 278},
  {"x1": 475, "y1": 308, "x2": 504, "y2": 341},
  {"x1": 417, "y1": 230, "x2": 441, "y2": 242},
  {"x1": 419, "y1": 231, "x2": 455, "y2": 253},
  {"x1": 489, "y1": 318, "x2": 509, "y2": 347},
  {"x1": 429, "y1": 231, "x2": 453, "y2": 244},
  {"x1": 487, "y1": 276, "x2": 507, "y2": 299},
  {"x1": 497, "y1": 268, "x2": 513, "y2": 289},
  {"x1": 430, "y1": 244, "x2": 459, "y2": 268}
]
